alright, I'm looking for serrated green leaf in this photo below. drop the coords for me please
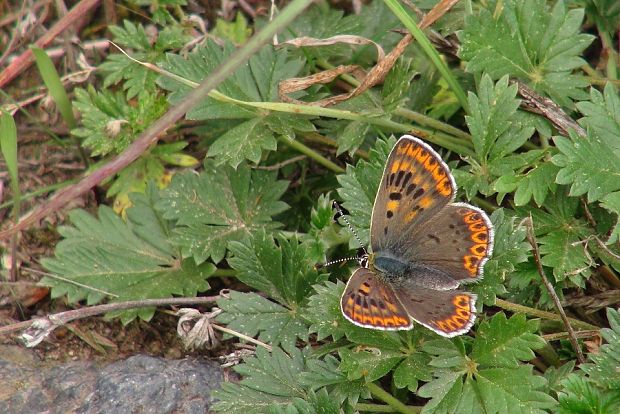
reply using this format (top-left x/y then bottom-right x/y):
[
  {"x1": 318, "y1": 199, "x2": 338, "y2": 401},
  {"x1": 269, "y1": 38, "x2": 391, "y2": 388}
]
[
  {"x1": 600, "y1": 191, "x2": 620, "y2": 244},
  {"x1": 336, "y1": 121, "x2": 370, "y2": 156},
  {"x1": 299, "y1": 355, "x2": 368, "y2": 405},
  {"x1": 228, "y1": 230, "x2": 326, "y2": 305},
  {"x1": 472, "y1": 209, "x2": 530, "y2": 305},
  {"x1": 575, "y1": 84, "x2": 620, "y2": 153},
  {"x1": 41, "y1": 188, "x2": 214, "y2": 323},
  {"x1": 518, "y1": 191, "x2": 592, "y2": 282},
  {"x1": 474, "y1": 366, "x2": 557, "y2": 414},
  {"x1": 156, "y1": 161, "x2": 288, "y2": 264},
  {"x1": 212, "y1": 347, "x2": 311, "y2": 413},
  {"x1": 393, "y1": 352, "x2": 433, "y2": 392},
  {"x1": 100, "y1": 21, "x2": 188, "y2": 98},
  {"x1": 207, "y1": 117, "x2": 277, "y2": 167},
  {"x1": 339, "y1": 347, "x2": 403, "y2": 382},
  {"x1": 580, "y1": 308, "x2": 620, "y2": 390},
  {"x1": 460, "y1": 0, "x2": 593, "y2": 106},
  {"x1": 458, "y1": 74, "x2": 535, "y2": 198},
  {"x1": 213, "y1": 12, "x2": 252, "y2": 44},
  {"x1": 71, "y1": 86, "x2": 168, "y2": 156},
  {"x1": 278, "y1": 388, "x2": 342, "y2": 414},
  {"x1": 418, "y1": 371, "x2": 463, "y2": 413},
  {"x1": 216, "y1": 291, "x2": 308, "y2": 347},
  {"x1": 305, "y1": 281, "x2": 349, "y2": 341},
  {"x1": 552, "y1": 133, "x2": 620, "y2": 202},
  {"x1": 471, "y1": 313, "x2": 545, "y2": 367},
  {"x1": 513, "y1": 162, "x2": 559, "y2": 206},
  {"x1": 558, "y1": 373, "x2": 620, "y2": 414}
]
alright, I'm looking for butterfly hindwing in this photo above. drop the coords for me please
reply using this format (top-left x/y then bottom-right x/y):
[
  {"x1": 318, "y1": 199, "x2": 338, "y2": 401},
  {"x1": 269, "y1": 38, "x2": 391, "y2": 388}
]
[
  {"x1": 395, "y1": 287, "x2": 477, "y2": 338},
  {"x1": 341, "y1": 268, "x2": 412, "y2": 330},
  {"x1": 371, "y1": 135, "x2": 456, "y2": 255},
  {"x1": 403, "y1": 203, "x2": 494, "y2": 282}
]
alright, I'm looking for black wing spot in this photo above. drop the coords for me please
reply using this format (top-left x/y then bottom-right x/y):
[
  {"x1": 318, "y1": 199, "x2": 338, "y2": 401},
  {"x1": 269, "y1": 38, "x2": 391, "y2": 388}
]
[
  {"x1": 386, "y1": 211, "x2": 394, "y2": 219},
  {"x1": 405, "y1": 183, "x2": 417, "y2": 196},
  {"x1": 389, "y1": 192, "x2": 402, "y2": 200},
  {"x1": 412, "y1": 188, "x2": 425, "y2": 199},
  {"x1": 395, "y1": 170, "x2": 405, "y2": 186},
  {"x1": 427, "y1": 234, "x2": 440, "y2": 244},
  {"x1": 402, "y1": 172, "x2": 412, "y2": 188}
]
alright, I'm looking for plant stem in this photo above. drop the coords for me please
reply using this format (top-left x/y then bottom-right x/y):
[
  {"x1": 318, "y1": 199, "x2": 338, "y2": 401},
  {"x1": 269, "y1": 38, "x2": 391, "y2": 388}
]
[
  {"x1": 494, "y1": 299, "x2": 598, "y2": 331},
  {"x1": 366, "y1": 383, "x2": 420, "y2": 414},
  {"x1": 278, "y1": 135, "x2": 344, "y2": 173},
  {"x1": 395, "y1": 108, "x2": 471, "y2": 141},
  {"x1": 356, "y1": 403, "x2": 418, "y2": 412}
]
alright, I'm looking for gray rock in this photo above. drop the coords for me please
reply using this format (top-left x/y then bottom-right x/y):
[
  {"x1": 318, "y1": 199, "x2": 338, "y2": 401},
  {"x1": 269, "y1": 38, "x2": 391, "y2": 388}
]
[{"x1": 0, "y1": 350, "x2": 222, "y2": 414}]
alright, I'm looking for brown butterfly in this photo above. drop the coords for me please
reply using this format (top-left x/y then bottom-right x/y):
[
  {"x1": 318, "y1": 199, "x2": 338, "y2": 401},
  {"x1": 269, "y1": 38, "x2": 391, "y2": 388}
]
[{"x1": 340, "y1": 135, "x2": 494, "y2": 337}]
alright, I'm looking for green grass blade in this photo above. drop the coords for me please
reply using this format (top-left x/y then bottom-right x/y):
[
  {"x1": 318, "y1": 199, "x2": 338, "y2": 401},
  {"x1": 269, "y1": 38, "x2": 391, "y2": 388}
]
[
  {"x1": 383, "y1": 0, "x2": 469, "y2": 113},
  {"x1": 31, "y1": 46, "x2": 77, "y2": 128},
  {"x1": 0, "y1": 110, "x2": 18, "y2": 186}
]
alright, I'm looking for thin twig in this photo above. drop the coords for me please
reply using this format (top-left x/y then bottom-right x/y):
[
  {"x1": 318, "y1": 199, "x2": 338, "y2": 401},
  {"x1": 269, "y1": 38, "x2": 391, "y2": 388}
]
[
  {"x1": 524, "y1": 215, "x2": 586, "y2": 363},
  {"x1": 0, "y1": 295, "x2": 220, "y2": 337}
]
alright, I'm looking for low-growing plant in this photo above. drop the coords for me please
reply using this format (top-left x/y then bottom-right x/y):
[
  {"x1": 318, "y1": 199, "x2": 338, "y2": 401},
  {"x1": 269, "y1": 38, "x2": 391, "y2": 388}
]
[{"x1": 33, "y1": 0, "x2": 620, "y2": 412}]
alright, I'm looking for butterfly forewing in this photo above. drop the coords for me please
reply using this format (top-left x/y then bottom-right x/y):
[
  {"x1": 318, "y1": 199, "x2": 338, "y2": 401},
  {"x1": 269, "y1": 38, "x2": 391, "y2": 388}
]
[
  {"x1": 403, "y1": 203, "x2": 494, "y2": 282},
  {"x1": 395, "y1": 288, "x2": 477, "y2": 337},
  {"x1": 341, "y1": 268, "x2": 412, "y2": 330},
  {"x1": 371, "y1": 135, "x2": 456, "y2": 254}
]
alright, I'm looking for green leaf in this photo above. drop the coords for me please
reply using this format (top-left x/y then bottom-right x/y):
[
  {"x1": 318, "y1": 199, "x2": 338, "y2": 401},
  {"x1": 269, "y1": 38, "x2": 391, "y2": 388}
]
[
  {"x1": 580, "y1": 308, "x2": 620, "y2": 390},
  {"x1": 575, "y1": 84, "x2": 620, "y2": 153},
  {"x1": 472, "y1": 209, "x2": 530, "y2": 305},
  {"x1": 335, "y1": 121, "x2": 370, "y2": 156},
  {"x1": 457, "y1": 74, "x2": 535, "y2": 198},
  {"x1": 393, "y1": 352, "x2": 433, "y2": 392},
  {"x1": 207, "y1": 117, "x2": 277, "y2": 167},
  {"x1": 553, "y1": 85, "x2": 620, "y2": 202},
  {"x1": 553, "y1": 132, "x2": 620, "y2": 202},
  {"x1": 31, "y1": 46, "x2": 76, "y2": 128},
  {"x1": 471, "y1": 313, "x2": 545, "y2": 368},
  {"x1": 227, "y1": 230, "x2": 326, "y2": 305},
  {"x1": 159, "y1": 41, "x2": 307, "y2": 166},
  {"x1": 512, "y1": 162, "x2": 559, "y2": 207},
  {"x1": 212, "y1": 347, "x2": 310, "y2": 413},
  {"x1": 0, "y1": 111, "x2": 18, "y2": 185},
  {"x1": 339, "y1": 347, "x2": 403, "y2": 382},
  {"x1": 278, "y1": 388, "x2": 342, "y2": 414},
  {"x1": 41, "y1": 188, "x2": 214, "y2": 323},
  {"x1": 216, "y1": 291, "x2": 309, "y2": 347},
  {"x1": 600, "y1": 192, "x2": 620, "y2": 244},
  {"x1": 299, "y1": 354, "x2": 368, "y2": 405},
  {"x1": 460, "y1": 0, "x2": 593, "y2": 106},
  {"x1": 518, "y1": 191, "x2": 592, "y2": 282},
  {"x1": 336, "y1": 136, "x2": 396, "y2": 248},
  {"x1": 156, "y1": 161, "x2": 288, "y2": 264},
  {"x1": 304, "y1": 280, "x2": 349, "y2": 341},
  {"x1": 418, "y1": 371, "x2": 464, "y2": 413},
  {"x1": 474, "y1": 366, "x2": 557, "y2": 414},
  {"x1": 558, "y1": 374, "x2": 620, "y2": 414},
  {"x1": 99, "y1": 21, "x2": 188, "y2": 98},
  {"x1": 72, "y1": 86, "x2": 168, "y2": 156},
  {"x1": 213, "y1": 12, "x2": 252, "y2": 44}
]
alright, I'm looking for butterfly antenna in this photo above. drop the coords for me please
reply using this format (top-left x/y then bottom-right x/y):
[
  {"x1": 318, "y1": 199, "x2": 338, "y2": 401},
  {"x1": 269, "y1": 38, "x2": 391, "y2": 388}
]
[
  {"x1": 332, "y1": 201, "x2": 367, "y2": 254},
  {"x1": 315, "y1": 256, "x2": 359, "y2": 269}
]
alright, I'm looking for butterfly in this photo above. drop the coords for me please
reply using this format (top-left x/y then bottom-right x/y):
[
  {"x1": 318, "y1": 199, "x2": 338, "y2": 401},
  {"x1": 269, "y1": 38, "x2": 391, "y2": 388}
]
[{"x1": 340, "y1": 135, "x2": 494, "y2": 337}]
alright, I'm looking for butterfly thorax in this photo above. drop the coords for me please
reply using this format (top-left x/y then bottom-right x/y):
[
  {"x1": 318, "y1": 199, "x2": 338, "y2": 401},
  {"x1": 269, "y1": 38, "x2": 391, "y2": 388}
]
[{"x1": 371, "y1": 252, "x2": 460, "y2": 290}]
